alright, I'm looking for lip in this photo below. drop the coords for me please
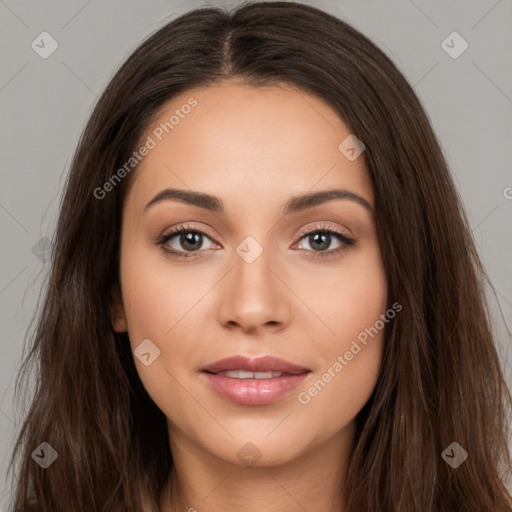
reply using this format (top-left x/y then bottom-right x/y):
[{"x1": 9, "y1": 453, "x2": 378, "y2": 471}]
[
  {"x1": 201, "y1": 355, "x2": 310, "y2": 374},
  {"x1": 200, "y1": 355, "x2": 311, "y2": 406}
]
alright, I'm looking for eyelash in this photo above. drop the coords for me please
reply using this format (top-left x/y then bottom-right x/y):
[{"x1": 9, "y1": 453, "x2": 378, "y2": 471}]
[{"x1": 156, "y1": 223, "x2": 356, "y2": 260}]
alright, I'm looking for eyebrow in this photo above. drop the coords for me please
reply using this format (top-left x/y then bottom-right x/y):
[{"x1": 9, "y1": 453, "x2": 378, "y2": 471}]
[{"x1": 144, "y1": 187, "x2": 373, "y2": 214}]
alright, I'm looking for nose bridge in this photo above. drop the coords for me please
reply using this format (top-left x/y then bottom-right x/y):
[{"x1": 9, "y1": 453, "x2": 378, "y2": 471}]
[
  {"x1": 218, "y1": 233, "x2": 288, "y2": 330},
  {"x1": 232, "y1": 233, "x2": 277, "y2": 304}
]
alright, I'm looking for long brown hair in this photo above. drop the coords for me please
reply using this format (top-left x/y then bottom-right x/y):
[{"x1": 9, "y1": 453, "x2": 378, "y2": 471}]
[{"x1": 7, "y1": 1, "x2": 512, "y2": 510}]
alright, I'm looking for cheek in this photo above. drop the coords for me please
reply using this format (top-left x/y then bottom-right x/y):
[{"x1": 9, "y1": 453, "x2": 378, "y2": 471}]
[
  {"x1": 293, "y1": 243, "x2": 387, "y2": 422},
  {"x1": 119, "y1": 236, "x2": 202, "y2": 340},
  {"x1": 293, "y1": 239, "x2": 387, "y2": 345},
  {"x1": 118, "y1": 238, "x2": 216, "y2": 415},
  {"x1": 334, "y1": 244, "x2": 388, "y2": 339},
  {"x1": 297, "y1": 334, "x2": 384, "y2": 440}
]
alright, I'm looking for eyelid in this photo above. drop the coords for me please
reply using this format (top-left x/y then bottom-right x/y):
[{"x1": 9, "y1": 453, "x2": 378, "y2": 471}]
[
  {"x1": 160, "y1": 221, "x2": 351, "y2": 244},
  {"x1": 157, "y1": 221, "x2": 355, "y2": 258},
  {"x1": 160, "y1": 222, "x2": 219, "y2": 243},
  {"x1": 294, "y1": 222, "x2": 352, "y2": 241}
]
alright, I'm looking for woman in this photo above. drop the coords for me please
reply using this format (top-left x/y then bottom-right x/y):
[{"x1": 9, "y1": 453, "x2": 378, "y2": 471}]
[{"x1": 8, "y1": 1, "x2": 512, "y2": 510}]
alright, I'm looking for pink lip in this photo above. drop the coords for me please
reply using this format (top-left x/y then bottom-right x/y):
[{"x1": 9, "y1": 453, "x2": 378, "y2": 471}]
[
  {"x1": 201, "y1": 372, "x2": 310, "y2": 405},
  {"x1": 200, "y1": 355, "x2": 311, "y2": 406},
  {"x1": 201, "y1": 355, "x2": 310, "y2": 374}
]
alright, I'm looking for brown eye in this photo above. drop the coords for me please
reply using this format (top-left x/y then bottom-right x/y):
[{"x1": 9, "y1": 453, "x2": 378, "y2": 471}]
[{"x1": 157, "y1": 225, "x2": 219, "y2": 259}]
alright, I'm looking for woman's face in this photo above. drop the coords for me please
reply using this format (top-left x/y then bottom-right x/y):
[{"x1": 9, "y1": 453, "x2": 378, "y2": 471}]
[{"x1": 113, "y1": 80, "x2": 387, "y2": 467}]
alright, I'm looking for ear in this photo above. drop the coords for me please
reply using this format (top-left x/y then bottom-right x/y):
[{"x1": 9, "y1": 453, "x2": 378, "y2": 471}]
[{"x1": 110, "y1": 282, "x2": 127, "y2": 333}]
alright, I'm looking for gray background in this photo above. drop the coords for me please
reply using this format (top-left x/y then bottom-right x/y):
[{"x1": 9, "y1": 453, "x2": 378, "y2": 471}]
[{"x1": 1, "y1": 0, "x2": 511, "y2": 508}]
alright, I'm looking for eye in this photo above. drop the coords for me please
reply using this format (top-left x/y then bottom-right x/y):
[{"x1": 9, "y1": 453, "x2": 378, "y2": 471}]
[
  {"x1": 156, "y1": 222, "x2": 355, "y2": 260},
  {"x1": 293, "y1": 224, "x2": 355, "y2": 259},
  {"x1": 156, "y1": 223, "x2": 219, "y2": 259}
]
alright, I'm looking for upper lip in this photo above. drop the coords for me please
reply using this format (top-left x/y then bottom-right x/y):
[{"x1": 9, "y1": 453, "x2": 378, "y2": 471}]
[{"x1": 201, "y1": 355, "x2": 310, "y2": 375}]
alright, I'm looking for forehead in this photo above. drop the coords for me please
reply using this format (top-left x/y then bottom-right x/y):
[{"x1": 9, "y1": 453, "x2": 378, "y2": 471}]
[{"x1": 125, "y1": 80, "x2": 373, "y2": 212}]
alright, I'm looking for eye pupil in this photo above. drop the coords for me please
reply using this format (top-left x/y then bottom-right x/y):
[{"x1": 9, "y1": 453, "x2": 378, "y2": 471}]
[
  {"x1": 181, "y1": 232, "x2": 202, "y2": 251},
  {"x1": 310, "y1": 232, "x2": 330, "y2": 251}
]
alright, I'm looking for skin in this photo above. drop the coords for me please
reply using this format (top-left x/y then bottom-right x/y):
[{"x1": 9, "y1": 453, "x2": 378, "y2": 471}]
[{"x1": 111, "y1": 79, "x2": 387, "y2": 512}]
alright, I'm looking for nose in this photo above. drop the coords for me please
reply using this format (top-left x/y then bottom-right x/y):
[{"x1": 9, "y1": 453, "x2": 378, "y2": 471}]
[{"x1": 217, "y1": 241, "x2": 291, "y2": 334}]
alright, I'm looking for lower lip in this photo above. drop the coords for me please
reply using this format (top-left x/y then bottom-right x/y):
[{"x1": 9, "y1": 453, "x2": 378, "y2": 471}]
[{"x1": 201, "y1": 372, "x2": 310, "y2": 406}]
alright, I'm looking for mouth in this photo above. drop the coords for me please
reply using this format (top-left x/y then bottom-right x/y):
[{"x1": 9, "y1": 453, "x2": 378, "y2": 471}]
[
  {"x1": 200, "y1": 354, "x2": 310, "y2": 375},
  {"x1": 204, "y1": 369, "x2": 302, "y2": 379},
  {"x1": 200, "y1": 355, "x2": 311, "y2": 406}
]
